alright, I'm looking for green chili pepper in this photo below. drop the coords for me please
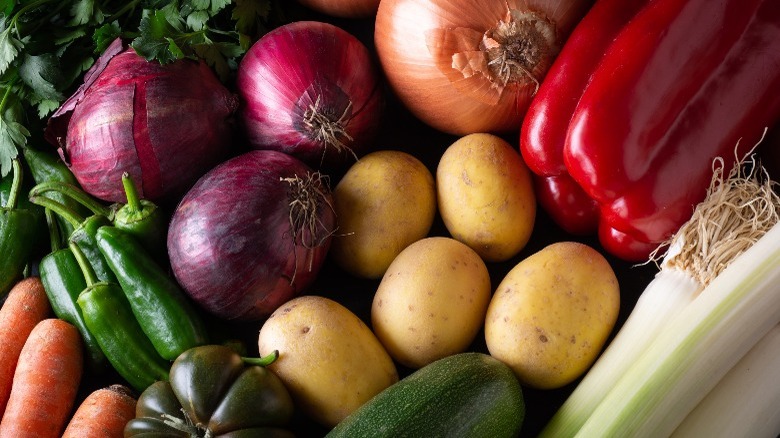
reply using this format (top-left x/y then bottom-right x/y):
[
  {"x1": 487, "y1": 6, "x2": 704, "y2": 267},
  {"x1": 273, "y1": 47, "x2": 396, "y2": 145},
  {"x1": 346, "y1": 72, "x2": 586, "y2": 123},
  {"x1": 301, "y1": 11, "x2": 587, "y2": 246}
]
[
  {"x1": 96, "y1": 225, "x2": 208, "y2": 360},
  {"x1": 124, "y1": 345, "x2": 294, "y2": 437},
  {"x1": 72, "y1": 241, "x2": 170, "y2": 392},
  {"x1": 0, "y1": 160, "x2": 43, "y2": 296},
  {"x1": 28, "y1": 172, "x2": 166, "y2": 258},
  {"x1": 38, "y1": 209, "x2": 107, "y2": 373},
  {"x1": 21, "y1": 146, "x2": 91, "y2": 240},
  {"x1": 29, "y1": 195, "x2": 116, "y2": 284}
]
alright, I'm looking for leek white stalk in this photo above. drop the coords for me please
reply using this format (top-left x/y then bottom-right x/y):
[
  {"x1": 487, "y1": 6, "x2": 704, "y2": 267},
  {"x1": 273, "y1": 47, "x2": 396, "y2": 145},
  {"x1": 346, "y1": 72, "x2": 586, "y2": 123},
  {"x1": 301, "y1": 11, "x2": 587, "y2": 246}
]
[
  {"x1": 572, "y1": 153, "x2": 780, "y2": 438},
  {"x1": 671, "y1": 324, "x2": 780, "y2": 438},
  {"x1": 540, "y1": 147, "x2": 779, "y2": 437}
]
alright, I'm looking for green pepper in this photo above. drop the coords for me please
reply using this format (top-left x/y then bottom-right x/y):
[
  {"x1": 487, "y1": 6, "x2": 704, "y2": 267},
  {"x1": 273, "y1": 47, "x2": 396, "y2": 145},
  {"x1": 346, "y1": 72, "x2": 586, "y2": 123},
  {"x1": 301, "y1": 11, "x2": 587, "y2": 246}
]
[
  {"x1": 96, "y1": 225, "x2": 208, "y2": 360},
  {"x1": 124, "y1": 345, "x2": 295, "y2": 437},
  {"x1": 28, "y1": 172, "x2": 166, "y2": 259},
  {"x1": 38, "y1": 209, "x2": 107, "y2": 373},
  {"x1": 0, "y1": 159, "x2": 43, "y2": 296},
  {"x1": 29, "y1": 195, "x2": 117, "y2": 284},
  {"x1": 21, "y1": 145, "x2": 91, "y2": 241},
  {"x1": 72, "y1": 242, "x2": 170, "y2": 391}
]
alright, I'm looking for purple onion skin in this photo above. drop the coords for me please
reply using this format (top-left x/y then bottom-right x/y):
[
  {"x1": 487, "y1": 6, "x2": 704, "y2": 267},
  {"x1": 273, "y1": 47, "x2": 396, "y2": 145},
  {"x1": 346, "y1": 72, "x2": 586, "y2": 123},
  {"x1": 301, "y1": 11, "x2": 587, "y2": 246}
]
[
  {"x1": 167, "y1": 150, "x2": 336, "y2": 321},
  {"x1": 237, "y1": 21, "x2": 383, "y2": 171},
  {"x1": 45, "y1": 39, "x2": 238, "y2": 204}
]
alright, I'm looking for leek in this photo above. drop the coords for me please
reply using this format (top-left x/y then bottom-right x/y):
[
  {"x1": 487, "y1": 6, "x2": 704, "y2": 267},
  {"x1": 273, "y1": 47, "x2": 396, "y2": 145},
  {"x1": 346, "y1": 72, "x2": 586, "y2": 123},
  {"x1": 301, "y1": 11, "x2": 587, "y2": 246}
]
[
  {"x1": 571, "y1": 153, "x2": 780, "y2": 437},
  {"x1": 540, "y1": 149, "x2": 780, "y2": 437},
  {"x1": 671, "y1": 323, "x2": 780, "y2": 438}
]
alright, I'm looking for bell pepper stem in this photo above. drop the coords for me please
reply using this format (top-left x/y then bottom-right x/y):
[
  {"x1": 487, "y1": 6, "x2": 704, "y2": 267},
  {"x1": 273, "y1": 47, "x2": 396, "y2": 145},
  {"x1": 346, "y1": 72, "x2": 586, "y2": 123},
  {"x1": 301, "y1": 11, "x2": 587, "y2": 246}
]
[
  {"x1": 5, "y1": 159, "x2": 22, "y2": 209},
  {"x1": 242, "y1": 350, "x2": 280, "y2": 367},
  {"x1": 44, "y1": 208, "x2": 62, "y2": 252},
  {"x1": 28, "y1": 195, "x2": 85, "y2": 229},
  {"x1": 29, "y1": 181, "x2": 113, "y2": 218},
  {"x1": 121, "y1": 172, "x2": 142, "y2": 213},
  {"x1": 68, "y1": 240, "x2": 99, "y2": 287}
]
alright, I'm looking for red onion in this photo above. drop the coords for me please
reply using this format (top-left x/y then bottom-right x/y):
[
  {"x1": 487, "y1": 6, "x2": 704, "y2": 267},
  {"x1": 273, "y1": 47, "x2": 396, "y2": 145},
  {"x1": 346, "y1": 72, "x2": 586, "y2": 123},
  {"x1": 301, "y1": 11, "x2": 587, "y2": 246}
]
[
  {"x1": 236, "y1": 21, "x2": 383, "y2": 170},
  {"x1": 167, "y1": 149, "x2": 337, "y2": 321},
  {"x1": 44, "y1": 38, "x2": 238, "y2": 204}
]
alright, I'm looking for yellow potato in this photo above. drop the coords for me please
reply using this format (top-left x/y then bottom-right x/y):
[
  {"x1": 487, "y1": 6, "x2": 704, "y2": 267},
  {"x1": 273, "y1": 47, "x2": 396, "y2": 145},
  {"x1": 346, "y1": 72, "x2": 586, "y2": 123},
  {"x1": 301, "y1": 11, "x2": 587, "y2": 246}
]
[
  {"x1": 484, "y1": 241, "x2": 620, "y2": 389},
  {"x1": 371, "y1": 236, "x2": 492, "y2": 369},
  {"x1": 257, "y1": 295, "x2": 398, "y2": 427},
  {"x1": 330, "y1": 150, "x2": 436, "y2": 279},
  {"x1": 436, "y1": 133, "x2": 536, "y2": 262}
]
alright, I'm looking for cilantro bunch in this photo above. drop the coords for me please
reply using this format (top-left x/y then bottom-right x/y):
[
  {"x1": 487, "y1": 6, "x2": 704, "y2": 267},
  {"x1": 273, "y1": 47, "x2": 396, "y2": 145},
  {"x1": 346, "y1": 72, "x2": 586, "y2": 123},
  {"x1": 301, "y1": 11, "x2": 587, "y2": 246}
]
[{"x1": 0, "y1": 0, "x2": 278, "y2": 177}]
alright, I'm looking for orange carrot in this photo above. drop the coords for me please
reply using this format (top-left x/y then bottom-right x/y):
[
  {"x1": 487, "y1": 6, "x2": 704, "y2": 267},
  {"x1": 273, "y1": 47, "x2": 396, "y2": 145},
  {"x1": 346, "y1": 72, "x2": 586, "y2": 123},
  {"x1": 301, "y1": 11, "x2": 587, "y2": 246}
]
[
  {"x1": 62, "y1": 384, "x2": 137, "y2": 438},
  {"x1": 0, "y1": 277, "x2": 51, "y2": 415},
  {"x1": 0, "y1": 318, "x2": 83, "y2": 438}
]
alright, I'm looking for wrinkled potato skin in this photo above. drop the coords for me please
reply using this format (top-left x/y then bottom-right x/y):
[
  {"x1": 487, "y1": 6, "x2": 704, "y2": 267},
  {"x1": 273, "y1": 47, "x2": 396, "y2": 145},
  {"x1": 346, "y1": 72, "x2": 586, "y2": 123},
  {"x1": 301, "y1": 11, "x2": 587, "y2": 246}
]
[
  {"x1": 371, "y1": 237, "x2": 492, "y2": 369},
  {"x1": 436, "y1": 133, "x2": 536, "y2": 262},
  {"x1": 331, "y1": 150, "x2": 436, "y2": 279},
  {"x1": 258, "y1": 296, "x2": 398, "y2": 428},
  {"x1": 484, "y1": 242, "x2": 620, "y2": 389}
]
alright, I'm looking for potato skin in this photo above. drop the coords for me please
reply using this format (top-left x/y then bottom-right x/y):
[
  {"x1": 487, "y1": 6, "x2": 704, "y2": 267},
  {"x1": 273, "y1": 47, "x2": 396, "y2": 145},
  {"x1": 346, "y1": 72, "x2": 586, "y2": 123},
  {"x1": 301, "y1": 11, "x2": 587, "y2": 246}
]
[
  {"x1": 371, "y1": 237, "x2": 492, "y2": 369},
  {"x1": 331, "y1": 150, "x2": 436, "y2": 279},
  {"x1": 436, "y1": 133, "x2": 536, "y2": 262},
  {"x1": 484, "y1": 242, "x2": 620, "y2": 389},
  {"x1": 257, "y1": 295, "x2": 398, "y2": 427}
]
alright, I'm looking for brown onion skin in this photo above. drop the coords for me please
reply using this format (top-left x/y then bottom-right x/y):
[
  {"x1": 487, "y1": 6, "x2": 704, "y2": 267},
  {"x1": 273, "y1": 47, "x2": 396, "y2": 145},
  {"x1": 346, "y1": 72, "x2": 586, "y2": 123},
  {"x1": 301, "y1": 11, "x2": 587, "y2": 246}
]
[
  {"x1": 45, "y1": 39, "x2": 238, "y2": 204},
  {"x1": 296, "y1": 0, "x2": 380, "y2": 18},
  {"x1": 167, "y1": 150, "x2": 336, "y2": 322},
  {"x1": 237, "y1": 21, "x2": 383, "y2": 171},
  {"x1": 375, "y1": 0, "x2": 593, "y2": 135}
]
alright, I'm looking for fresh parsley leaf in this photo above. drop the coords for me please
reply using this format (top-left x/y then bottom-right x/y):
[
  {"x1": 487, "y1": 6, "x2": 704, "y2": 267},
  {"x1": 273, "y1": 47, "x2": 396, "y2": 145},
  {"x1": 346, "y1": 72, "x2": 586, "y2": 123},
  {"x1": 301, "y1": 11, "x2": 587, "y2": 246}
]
[
  {"x1": 232, "y1": 0, "x2": 271, "y2": 37},
  {"x1": 193, "y1": 38, "x2": 242, "y2": 81},
  {"x1": 0, "y1": 26, "x2": 23, "y2": 76},
  {"x1": 18, "y1": 53, "x2": 66, "y2": 102},
  {"x1": 186, "y1": 10, "x2": 209, "y2": 31},
  {"x1": 69, "y1": 0, "x2": 99, "y2": 26},
  {"x1": 132, "y1": 9, "x2": 188, "y2": 64},
  {"x1": 209, "y1": 0, "x2": 231, "y2": 15},
  {"x1": 33, "y1": 99, "x2": 60, "y2": 118},
  {"x1": 93, "y1": 21, "x2": 121, "y2": 53},
  {"x1": 0, "y1": 115, "x2": 27, "y2": 177}
]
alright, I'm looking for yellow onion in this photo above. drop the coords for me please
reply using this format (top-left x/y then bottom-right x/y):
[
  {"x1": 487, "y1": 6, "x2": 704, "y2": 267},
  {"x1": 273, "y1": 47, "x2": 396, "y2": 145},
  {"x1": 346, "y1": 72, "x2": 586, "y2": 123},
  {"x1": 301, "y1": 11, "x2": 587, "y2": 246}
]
[
  {"x1": 45, "y1": 39, "x2": 238, "y2": 204},
  {"x1": 295, "y1": 0, "x2": 380, "y2": 18},
  {"x1": 375, "y1": 0, "x2": 593, "y2": 135}
]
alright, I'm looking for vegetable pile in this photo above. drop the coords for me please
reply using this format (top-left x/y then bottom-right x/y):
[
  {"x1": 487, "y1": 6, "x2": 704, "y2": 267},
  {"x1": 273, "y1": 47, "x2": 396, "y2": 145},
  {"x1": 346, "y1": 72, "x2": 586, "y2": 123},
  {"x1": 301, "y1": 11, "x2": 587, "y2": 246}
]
[{"x1": 1, "y1": 0, "x2": 780, "y2": 437}]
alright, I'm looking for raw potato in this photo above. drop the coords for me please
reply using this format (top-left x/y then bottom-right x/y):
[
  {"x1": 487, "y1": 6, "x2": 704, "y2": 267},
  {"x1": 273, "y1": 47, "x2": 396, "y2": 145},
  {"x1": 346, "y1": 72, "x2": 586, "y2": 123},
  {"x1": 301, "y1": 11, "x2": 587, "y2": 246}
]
[
  {"x1": 484, "y1": 241, "x2": 620, "y2": 389},
  {"x1": 371, "y1": 237, "x2": 492, "y2": 369},
  {"x1": 331, "y1": 150, "x2": 437, "y2": 279},
  {"x1": 257, "y1": 295, "x2": 398, "y2": 427},
  {"x1": 436, "y1": 133, "x2": 536, "y2": 262}
]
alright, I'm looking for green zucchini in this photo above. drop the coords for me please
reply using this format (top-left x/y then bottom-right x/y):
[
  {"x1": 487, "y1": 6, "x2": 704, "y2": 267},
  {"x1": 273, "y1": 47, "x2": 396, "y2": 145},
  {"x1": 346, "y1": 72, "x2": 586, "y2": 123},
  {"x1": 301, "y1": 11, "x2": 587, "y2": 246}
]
[{"x1": 327, "y1": 352, "x2": 525, "y2": 438}]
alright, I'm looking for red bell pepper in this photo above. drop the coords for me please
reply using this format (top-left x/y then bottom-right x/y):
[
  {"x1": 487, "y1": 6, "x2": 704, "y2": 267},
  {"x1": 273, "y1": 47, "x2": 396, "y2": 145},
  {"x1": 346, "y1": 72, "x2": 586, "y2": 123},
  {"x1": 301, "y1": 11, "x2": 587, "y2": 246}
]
[
  {"x1": 520, "y1": 0, "x2": 649, "y2": 237},
  {"x1": 520, "y1": 0, "x2": 780, "y2": 261}
]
